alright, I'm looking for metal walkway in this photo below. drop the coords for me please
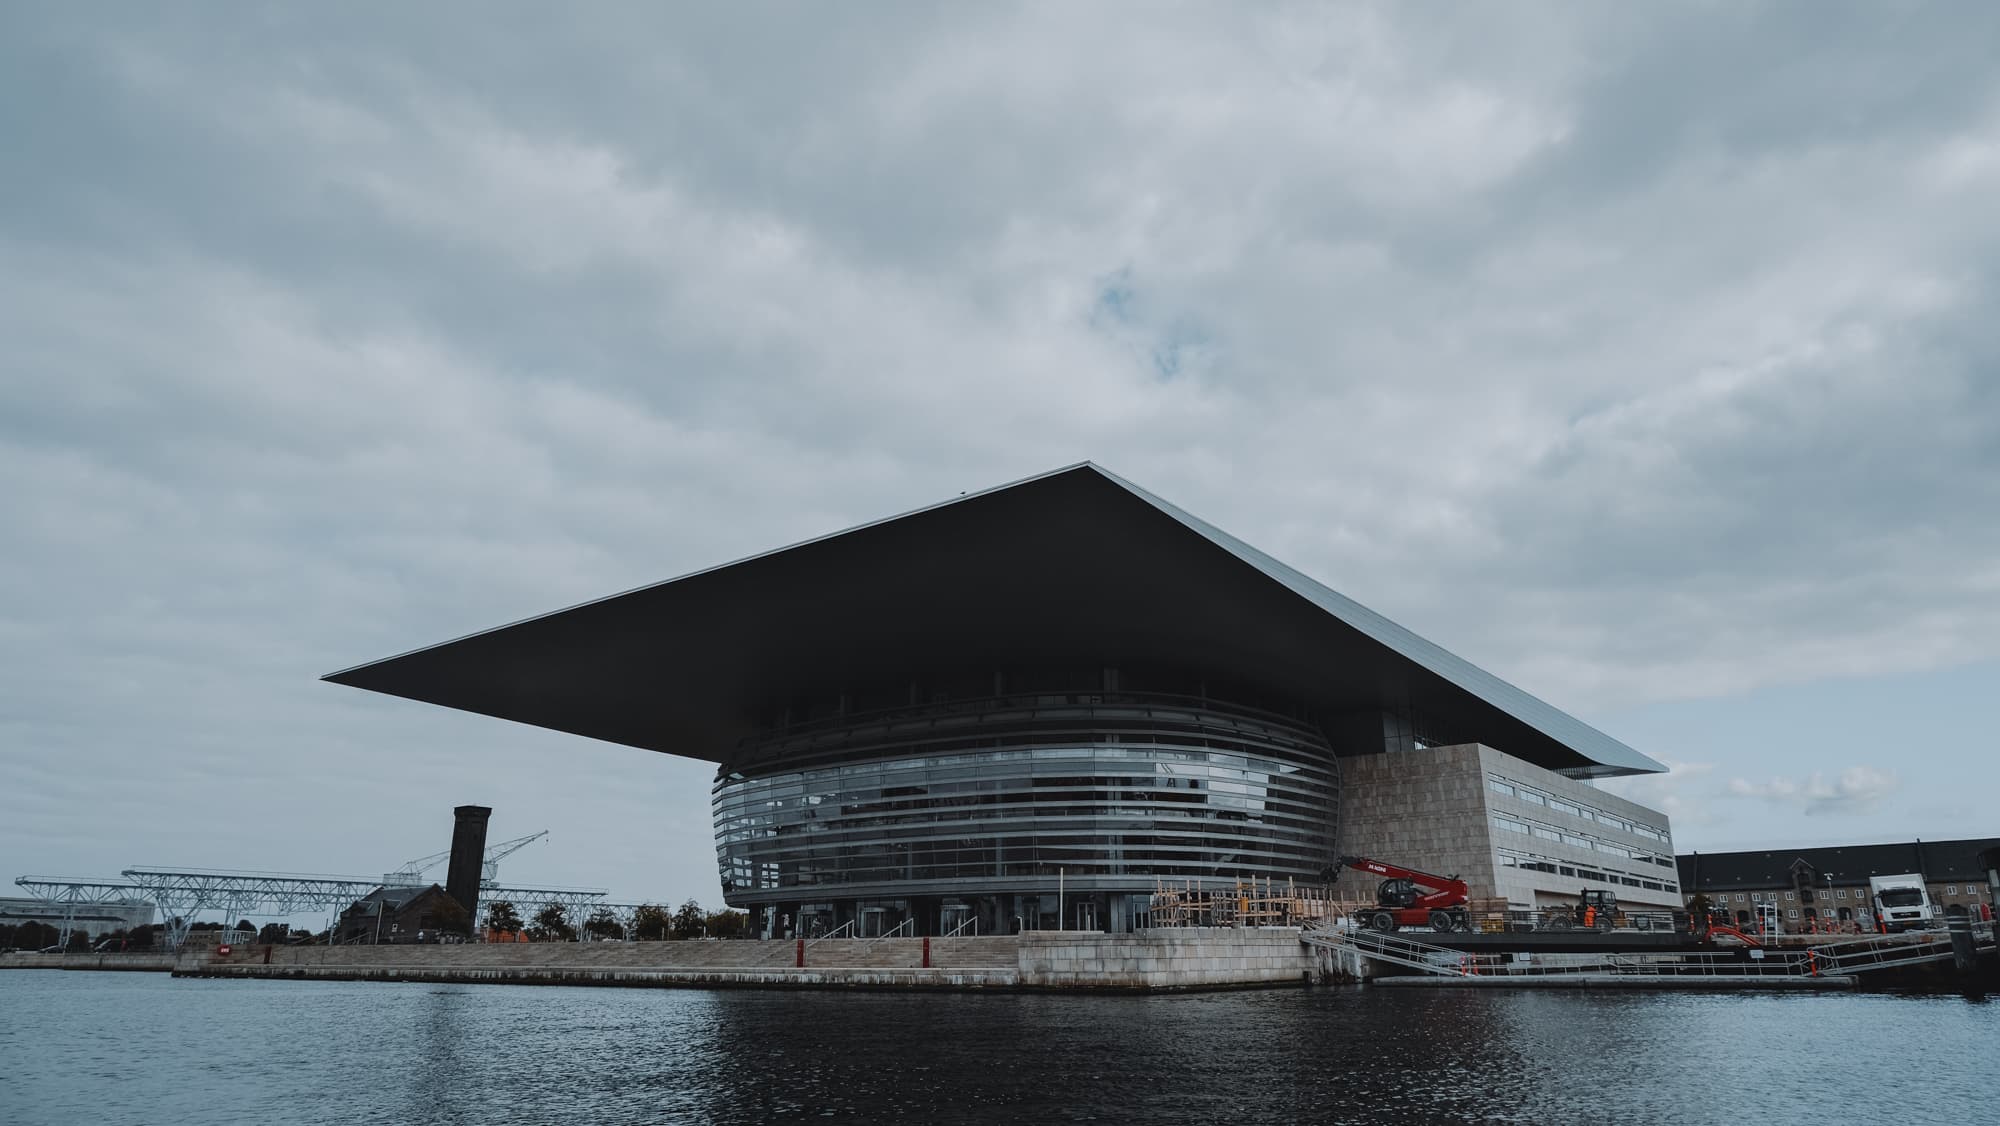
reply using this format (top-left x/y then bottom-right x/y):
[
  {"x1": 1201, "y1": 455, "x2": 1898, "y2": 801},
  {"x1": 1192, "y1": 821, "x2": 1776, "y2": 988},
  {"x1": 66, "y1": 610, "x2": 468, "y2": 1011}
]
[{"x1": 1304, "y1": 922, "x2": 1995, "y2": 983}]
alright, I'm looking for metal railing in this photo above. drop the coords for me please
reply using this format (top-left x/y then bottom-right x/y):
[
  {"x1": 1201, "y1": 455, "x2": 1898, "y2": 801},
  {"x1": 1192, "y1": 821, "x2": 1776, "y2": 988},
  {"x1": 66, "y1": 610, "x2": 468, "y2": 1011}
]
[
  {"x1": 1460, "y1": 907, "x2": 1680, "y2": 935},
  {"x1": 860, "y1": 919, "x2": 915, "y2": 951},
  {"x1": 1305, "y1": 921, "x2": 1996, "y2": 981},
  {"x1": 804, "y1": 920, "x2": 857, "y2": 947},
  {"x1": 941, "y1": 916, "x2": 980, "y2": 939}
]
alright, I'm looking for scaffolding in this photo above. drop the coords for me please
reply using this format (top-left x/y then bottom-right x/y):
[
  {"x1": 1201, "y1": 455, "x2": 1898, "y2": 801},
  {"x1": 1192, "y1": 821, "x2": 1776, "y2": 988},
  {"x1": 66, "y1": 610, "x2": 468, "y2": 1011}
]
[{"x1": 1147, "y1": 876, "x2": 1367, "y2": 929}]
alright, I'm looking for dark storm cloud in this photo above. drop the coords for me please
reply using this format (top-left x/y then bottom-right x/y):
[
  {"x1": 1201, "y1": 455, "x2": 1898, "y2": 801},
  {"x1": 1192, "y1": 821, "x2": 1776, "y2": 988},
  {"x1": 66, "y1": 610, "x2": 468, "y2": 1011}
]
[{"x1": 3, "y1": 3, "x2": 1997, "y2": 894}]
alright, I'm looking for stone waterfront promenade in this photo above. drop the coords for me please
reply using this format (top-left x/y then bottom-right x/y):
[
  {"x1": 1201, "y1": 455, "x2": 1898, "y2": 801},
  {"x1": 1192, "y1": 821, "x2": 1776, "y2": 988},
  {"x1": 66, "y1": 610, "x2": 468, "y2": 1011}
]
[{"x1": 169, "y1": 928, "x2": 1319, "y2": 991}]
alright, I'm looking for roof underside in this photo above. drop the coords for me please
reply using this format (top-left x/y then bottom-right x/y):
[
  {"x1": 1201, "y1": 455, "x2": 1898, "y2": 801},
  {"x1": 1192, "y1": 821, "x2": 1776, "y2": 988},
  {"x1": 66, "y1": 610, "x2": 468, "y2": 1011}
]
[{"x1": 325, "y1": 463, "x2": 1663, "y2": 777}]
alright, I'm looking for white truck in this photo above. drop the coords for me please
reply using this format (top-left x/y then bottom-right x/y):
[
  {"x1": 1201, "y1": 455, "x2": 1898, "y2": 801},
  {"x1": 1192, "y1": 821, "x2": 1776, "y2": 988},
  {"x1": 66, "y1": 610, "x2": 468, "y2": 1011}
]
[{"x1": 1868, "y1": 873, "x2": 1936, "y2": 932}]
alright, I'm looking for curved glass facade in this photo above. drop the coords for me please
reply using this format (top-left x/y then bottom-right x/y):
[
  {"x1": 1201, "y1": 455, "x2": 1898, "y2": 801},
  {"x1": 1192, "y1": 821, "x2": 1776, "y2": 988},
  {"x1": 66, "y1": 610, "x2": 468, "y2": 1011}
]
[{"x1": 712, "y1": 693, "x2": 1338, "y2": 934}]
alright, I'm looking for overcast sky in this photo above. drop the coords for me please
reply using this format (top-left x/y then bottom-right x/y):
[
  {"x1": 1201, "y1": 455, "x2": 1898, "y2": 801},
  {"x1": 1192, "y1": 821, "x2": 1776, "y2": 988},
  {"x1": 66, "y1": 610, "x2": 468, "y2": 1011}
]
[{"x1": 4, "y1": 5, "x2": 1997, "y2": 912}]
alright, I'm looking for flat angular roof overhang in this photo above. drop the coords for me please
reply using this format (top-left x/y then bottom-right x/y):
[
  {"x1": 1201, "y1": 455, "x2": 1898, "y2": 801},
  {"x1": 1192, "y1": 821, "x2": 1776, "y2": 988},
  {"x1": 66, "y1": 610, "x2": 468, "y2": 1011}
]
[{"x1": 325, "y1": 463, "x2": 1664, "y2": 779}]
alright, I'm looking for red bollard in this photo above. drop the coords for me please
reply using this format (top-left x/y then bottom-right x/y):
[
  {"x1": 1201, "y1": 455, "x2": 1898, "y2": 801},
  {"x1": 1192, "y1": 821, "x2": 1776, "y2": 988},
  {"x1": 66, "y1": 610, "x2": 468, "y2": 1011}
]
[
  {"x1": 922, "y1": 937, "x2": 931, "y2": 968},
  {"x1": 796, "y1": 937, "x2": 805, "y2": 968}
]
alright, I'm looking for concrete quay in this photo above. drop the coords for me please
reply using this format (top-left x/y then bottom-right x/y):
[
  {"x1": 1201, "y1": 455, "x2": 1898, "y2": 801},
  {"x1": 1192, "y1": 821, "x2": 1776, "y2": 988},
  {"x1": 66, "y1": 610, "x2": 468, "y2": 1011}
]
[
  {"x1": 0, "y1": 952, "x2": 176, "y2": 972},
  {"x1": 169, "y1": 928, "x2": 1321, "y2": 992}
]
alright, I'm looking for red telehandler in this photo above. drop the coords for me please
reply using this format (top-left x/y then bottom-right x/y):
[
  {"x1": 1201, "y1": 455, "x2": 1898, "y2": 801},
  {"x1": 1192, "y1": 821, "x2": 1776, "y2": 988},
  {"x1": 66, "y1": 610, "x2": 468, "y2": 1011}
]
[{"x1": 1328, "y1": 855, "x2": 1471, "y2": 933}]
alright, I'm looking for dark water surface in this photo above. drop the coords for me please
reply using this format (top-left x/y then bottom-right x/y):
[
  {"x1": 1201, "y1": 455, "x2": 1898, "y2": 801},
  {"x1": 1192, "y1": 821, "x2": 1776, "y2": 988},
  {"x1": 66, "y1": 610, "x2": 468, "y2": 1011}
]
[{"x1": 3, "y1": 972, "x2": 1995, "y2": 1125}]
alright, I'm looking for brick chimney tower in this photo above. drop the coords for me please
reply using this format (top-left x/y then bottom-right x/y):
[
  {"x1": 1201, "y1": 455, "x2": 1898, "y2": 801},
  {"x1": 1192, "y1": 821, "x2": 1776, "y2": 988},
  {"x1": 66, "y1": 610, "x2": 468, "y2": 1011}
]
[{"x1": 445, "y1": 805, "x2": 492, "y2": 932}]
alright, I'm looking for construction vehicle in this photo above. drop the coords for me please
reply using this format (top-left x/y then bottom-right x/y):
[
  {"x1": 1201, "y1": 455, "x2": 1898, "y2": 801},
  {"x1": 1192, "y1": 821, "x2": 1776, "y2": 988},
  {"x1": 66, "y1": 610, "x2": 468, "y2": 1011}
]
[
  {"x1": 1328, "y1": 855, "x2": 1470, "y2": 932},
  {"x1": 1541, "y1": 888, "x2": 1620, "y2": 930}
]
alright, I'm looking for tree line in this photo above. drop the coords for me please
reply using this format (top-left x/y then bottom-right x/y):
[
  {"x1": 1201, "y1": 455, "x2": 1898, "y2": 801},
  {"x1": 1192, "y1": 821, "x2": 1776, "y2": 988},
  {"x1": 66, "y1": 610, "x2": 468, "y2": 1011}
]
[
  {"x1": 480, "y1": 899, "x2": 748, "y2": 941},
  {"x1": 2, "y1": 922, "x2": 165, "y2": 952}
]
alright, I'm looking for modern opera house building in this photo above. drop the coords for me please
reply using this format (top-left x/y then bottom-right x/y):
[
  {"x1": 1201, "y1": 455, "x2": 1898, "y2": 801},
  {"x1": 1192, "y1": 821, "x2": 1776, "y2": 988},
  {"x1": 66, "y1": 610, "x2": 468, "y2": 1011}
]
[{"x1": 327, "y1": 464, "x2": 1680, "y2": 937}]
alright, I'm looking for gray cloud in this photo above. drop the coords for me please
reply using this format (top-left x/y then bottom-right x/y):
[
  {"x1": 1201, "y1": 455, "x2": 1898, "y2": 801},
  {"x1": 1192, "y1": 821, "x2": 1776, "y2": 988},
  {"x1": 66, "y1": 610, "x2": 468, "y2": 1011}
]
[
  {"x1": 1728, "y1": 767, "x2": 1901, "y2": 816},
  {"x1": 3, "y1": 4, "x2": 1997, "y2": 901}
]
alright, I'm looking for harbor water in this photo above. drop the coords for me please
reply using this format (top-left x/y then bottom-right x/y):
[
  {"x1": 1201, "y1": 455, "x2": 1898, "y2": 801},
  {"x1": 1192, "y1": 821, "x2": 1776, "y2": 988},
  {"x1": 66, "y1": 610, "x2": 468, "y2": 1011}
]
[{"x1": 3, "y1": 971, "x2": 1995, "y2": 1124}]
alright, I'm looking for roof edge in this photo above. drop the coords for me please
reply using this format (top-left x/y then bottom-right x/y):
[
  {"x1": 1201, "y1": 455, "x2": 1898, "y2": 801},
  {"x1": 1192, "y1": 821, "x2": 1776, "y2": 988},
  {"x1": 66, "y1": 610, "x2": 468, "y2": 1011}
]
[
  {"x1": 323, "y1": 461, "x2": 1106, "y2": 683},
  {"x1": 1086, "y1": 464, "x2": 1666, "y2": 776}
]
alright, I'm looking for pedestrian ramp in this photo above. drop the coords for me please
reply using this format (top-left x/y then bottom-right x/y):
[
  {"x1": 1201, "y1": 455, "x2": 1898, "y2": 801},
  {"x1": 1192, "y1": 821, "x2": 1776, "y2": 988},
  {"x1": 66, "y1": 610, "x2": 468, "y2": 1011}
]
[{"x1": 1302, "y1": 921, "x2": 1993, "y2": 983}]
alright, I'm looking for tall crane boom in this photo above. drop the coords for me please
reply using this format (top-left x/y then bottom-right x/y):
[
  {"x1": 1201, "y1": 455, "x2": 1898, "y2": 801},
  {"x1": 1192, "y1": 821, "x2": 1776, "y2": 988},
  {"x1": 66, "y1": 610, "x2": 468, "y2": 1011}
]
[
  {"x1": 382, "y1": 830, "x2": 550, "y2": 888},
  {"x1": 479, "y1": 830, "x2": 548, "y2": 886},
  {"x1": 1328, "y1": 854, "x2": 1470, "y2": 933}
]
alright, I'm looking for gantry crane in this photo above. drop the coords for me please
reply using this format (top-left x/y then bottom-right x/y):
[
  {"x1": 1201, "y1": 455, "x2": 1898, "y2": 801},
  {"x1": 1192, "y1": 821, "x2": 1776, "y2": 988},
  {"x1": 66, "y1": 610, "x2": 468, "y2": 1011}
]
[{"x1": 382, "y1": 830, "x2": 549, "y2": 889}]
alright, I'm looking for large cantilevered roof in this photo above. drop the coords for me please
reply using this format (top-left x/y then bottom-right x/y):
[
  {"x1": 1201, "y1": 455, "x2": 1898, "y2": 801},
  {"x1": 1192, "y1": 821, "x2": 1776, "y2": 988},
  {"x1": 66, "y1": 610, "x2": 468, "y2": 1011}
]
[{"x1": 325, "y1": 463, "x2": 1664, "y2": 778}]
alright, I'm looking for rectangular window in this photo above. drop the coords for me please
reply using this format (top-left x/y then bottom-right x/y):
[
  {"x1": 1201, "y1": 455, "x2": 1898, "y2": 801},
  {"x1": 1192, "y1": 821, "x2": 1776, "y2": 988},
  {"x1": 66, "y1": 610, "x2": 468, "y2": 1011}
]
[
  {"x1": 1785, "y1": 892, "x2": 1795, "y2": 901},
  {"x1": 1836, "y1": 889, "x2": 1847, "y2": 899},
  {"x1": 1488, "y1": 778, "x2": 1515, "y2": 797},
  {"x1": 1519, "y1": 790, "x2": 1545, "y2": 806},
  {"x1": 1788, "y1": 908, "x2": 1799, "y2": 918},
  {"x1": 1737, "y1": 894, "x2": 1746, "y2": 902},
  {"x1": 1947, "y1": 886, "x2": 1958, "y2": 895}
]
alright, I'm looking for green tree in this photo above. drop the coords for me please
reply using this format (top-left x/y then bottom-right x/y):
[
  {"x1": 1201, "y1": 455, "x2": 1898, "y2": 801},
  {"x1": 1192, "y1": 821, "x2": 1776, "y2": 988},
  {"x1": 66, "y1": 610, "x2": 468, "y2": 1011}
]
[
  {"x1": 584, "y1": 909, "x2": 626, "y2": 941},
  {"x1": 429, "y1": 895, "x2": 471, "y2": 937},
  {"x1": 631, "y1": 904, "x2": 669, "y2": 942},
  {"x1": 704, "y1": 909, "x2": 748, "y2": 939},
  {"x1": 671, "y1": 899, "x2": 705, "y2": 940},
  {"x1": 484, "y1": 900, "x2": 523, "y2": 938},
  {"x1": 530, "y1": 904, "x2": 576, "y2": 942}
]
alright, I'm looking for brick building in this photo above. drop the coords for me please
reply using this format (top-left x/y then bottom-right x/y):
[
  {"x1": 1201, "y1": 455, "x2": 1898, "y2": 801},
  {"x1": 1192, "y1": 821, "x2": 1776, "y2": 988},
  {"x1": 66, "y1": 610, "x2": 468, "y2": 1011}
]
[
  {"x1": 334, "y1": 884, "x2": 462, "y2": 944},
  {"x1": 1676, "y1": 838, "x2": 1999, "y2": 934}
]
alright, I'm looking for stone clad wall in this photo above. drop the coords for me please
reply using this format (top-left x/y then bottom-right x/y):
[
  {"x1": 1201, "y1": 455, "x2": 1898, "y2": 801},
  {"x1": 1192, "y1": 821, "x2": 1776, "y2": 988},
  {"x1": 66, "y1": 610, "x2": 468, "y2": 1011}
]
[
  {"x1": 170, "y1": 931, "x2": 1322, "y2": 990},
  {"x1": 1336, "y1": 744, "x2": 1498, "y2": 901},
  {"x1": 1015, "y1": 928, "x2": 1315, "y2": 989},
  {"x1": 0, "y1": 952, "x2": 175, "y2": 972}
]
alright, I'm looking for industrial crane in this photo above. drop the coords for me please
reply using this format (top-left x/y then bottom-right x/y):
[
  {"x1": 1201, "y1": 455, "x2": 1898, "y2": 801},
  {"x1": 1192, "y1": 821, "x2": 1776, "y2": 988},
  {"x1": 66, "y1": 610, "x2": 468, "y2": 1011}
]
[
  {"x1": 1327, "y1": 855, "x2": 1470, "y2": 933},
  {"x1": 382, "y1": 830, "x2": 549, "y2": 889}
]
